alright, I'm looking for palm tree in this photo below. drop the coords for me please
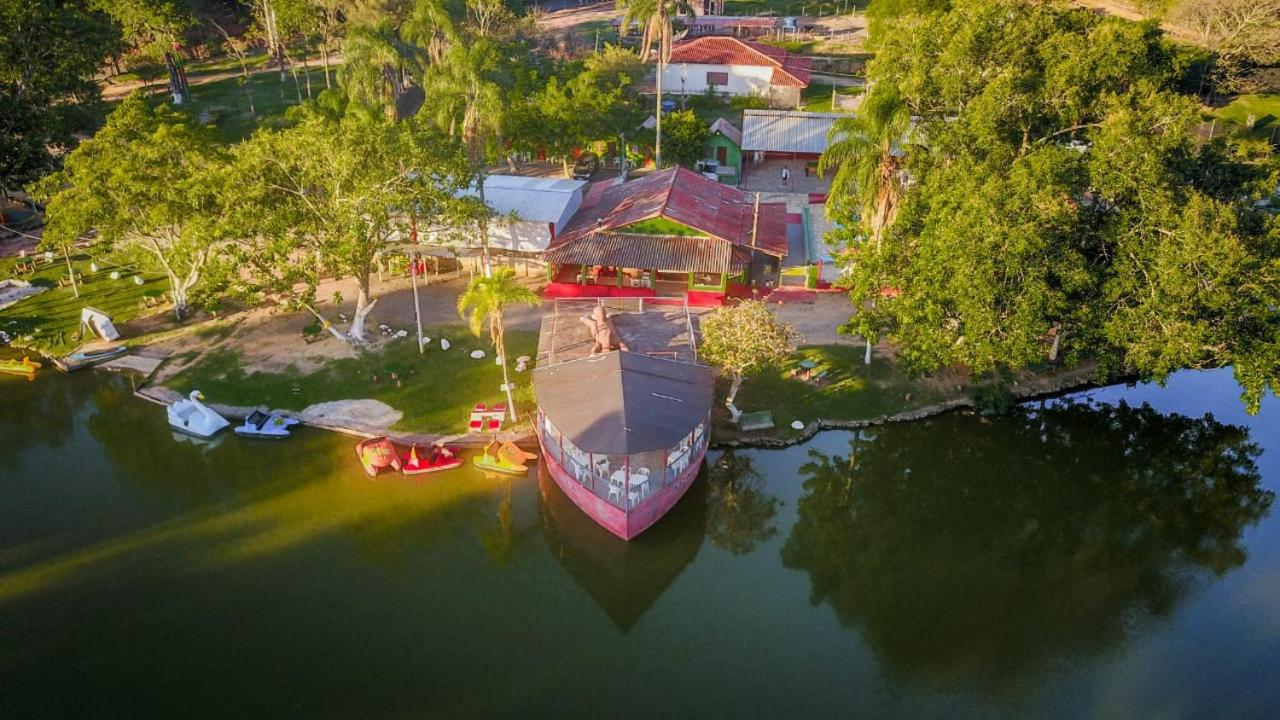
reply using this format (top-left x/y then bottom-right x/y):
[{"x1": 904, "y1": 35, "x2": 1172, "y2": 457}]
[
  {"x1": 402, "y1": 0, "x2": 459, "y2": 65},
  {"x1": 457, "y1": 267, "x2": 540, "y2": 422},
  {"x1": 339, "y1": 20, "x2": 423, "y2": 117},
  {"x1": 818, "y1": 84, "x2": 912, "y2": 252},
  {"x1": 428, "y1": 41, "x2": 504, "y2": 274},
  {"x1": 618, "y1": 0, "x2": 692, "y2": 168}
]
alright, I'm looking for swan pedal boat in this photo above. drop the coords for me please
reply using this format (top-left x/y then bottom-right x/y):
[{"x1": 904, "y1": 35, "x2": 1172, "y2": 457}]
[
  {"x1": 0, "y1": 356, "x2": 41, "y2": 379},
  {"x1": 168, "y1": 390, "x2": 231, "y2": 438},
  {"x1": 400, "y1": 444, "x2": 464, "y2": 476},
  {"x1": 356, "y1": 436, "x2": 402, "y2": 478},
  {"x1": 234, "y1": 410, "x2": 300, "y2": 439}
]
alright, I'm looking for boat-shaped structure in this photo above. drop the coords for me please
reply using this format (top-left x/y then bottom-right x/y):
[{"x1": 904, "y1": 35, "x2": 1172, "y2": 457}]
[
  {"x1": 533, "y1": 300, "x2": 712, "y2": 541},
  {"x1": 167, "y1": 390, "x2": 230, "y2": 438}
]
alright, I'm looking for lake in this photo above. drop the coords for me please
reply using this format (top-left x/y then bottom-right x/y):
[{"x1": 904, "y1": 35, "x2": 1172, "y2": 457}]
[{"x1": 1, "y1": 364, "x2": 1277, "y2": 718}]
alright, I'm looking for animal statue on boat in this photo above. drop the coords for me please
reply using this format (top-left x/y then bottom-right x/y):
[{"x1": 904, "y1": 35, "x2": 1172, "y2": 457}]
[{"x1": 579, "y1": 306, "x2": 629, "y2": 355}]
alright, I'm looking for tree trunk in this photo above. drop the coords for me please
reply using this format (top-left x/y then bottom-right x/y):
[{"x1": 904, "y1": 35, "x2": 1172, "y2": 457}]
[
  {"x1": 478, "y1": 174, "x2": 493, "y2": 277},
  {"x1": 496, "y1": 319, "x2": 517, "y2": 422},
  {"x1": 170, "y1": 277, "x2": 188, "y2": 321},
  {"x1": 725, "y1": 373, "x2": 743, "y2": 423},
  {"x1": 62, "y1": 246, "x2": 79, "y2": 299},
  {"x1": 348, "y1": 272, "x2": 378, "y2": 342},
  {"x1": 301, "y1": 53, "x2": 313, "y2": 99},
  {"x1": 321, "y1": 30, "x2": 333, "y2": 89}
]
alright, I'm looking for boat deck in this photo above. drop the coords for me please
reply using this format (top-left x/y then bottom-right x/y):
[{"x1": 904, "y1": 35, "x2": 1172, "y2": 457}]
[{"x1": 536, "y1": 299, "x2": 703, "y2": 368}]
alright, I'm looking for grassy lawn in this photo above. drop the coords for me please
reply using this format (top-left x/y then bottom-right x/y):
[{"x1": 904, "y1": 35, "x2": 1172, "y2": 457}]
[
  {"x1": 1207, "y1": 94, "x2": 1280, "y2": 142},
  {"x1": 0, "y1": 253, "x2": 168, "y2": 357},
  {"x1": 723, "y1": 344, "x2": 955, "y2": 439},
  {"x1": 801, "y1": 82, "x2": 862, "y2": 112},
  {"x1": 164, "y1": 327, "x2": 540, "y2": 434},
  {"x1": 177, "y1": 66, "x2": 333, "y2": 142},
  {"x1": 723, "y1": 0, "x2": 864, "y2": 17}
]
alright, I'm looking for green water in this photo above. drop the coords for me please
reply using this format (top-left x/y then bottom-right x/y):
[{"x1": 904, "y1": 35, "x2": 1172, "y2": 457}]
[{"x1": 1, "y1": 365, "x2": 1278, "y2": 718}]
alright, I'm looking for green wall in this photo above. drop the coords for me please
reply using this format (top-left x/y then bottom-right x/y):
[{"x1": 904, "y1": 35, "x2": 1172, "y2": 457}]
[{"x1": 706, "y1": 130, "x2": 742, "y2": 185}]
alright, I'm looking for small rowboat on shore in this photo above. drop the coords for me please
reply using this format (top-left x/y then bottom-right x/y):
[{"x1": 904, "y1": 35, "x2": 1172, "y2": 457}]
[
  {"x1": 54, "y1": 345, "x2": 128, "y2": 373},
  {"x1": 0, "y1": 356, "x2": 41, "y2": 379},
  {"x1": 400, "y1": 443, "x2": 464, "y2": 476},
  {"x1": 356, "y1": 436, "x2": 401, "y2": 478}
]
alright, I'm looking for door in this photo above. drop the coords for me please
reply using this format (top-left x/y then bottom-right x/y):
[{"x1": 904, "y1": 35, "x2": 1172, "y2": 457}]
[{"x1": 716, "y1": 145, "x2": 728, "y2": 165}]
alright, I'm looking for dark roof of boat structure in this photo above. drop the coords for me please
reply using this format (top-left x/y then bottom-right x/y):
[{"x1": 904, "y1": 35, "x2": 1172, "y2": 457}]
[{"x1": 532, "y1": 351, "x2": 714, "y2": 455}]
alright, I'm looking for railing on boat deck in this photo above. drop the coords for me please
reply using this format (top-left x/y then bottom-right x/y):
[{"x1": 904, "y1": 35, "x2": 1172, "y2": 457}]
[
  {"x1": 539, "y1": 298, "x2": 702, "y2": 368},
  {"x1": 539, "y1": 409, "x2": 709, "y2": 513}
]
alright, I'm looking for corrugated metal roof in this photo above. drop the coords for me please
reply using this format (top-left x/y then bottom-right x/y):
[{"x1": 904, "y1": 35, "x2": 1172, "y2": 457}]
[
  {"x1": 458, "y1": 175, "x2": 587, "y2": 223},
  {"x1": 741, "y1": 109, "x2": 844, "y2": 154},
  {"x1": 544, "y1": 231, "x2": 751, "y2": 274},
  {"x1": 709, "y1": 117, "x2": 742, "y2": 146},
  {"x1": 554, "y1": 167, "x2": 789, "y2": 257}
]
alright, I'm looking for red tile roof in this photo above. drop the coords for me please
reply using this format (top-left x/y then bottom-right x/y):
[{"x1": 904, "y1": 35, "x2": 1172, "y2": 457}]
[
  {"x1": 544, "y1": 231, "x2": 753, "y2": 274},
  {"x1": 553, "y1": 167, "x2": 789, "y2": 258},
  {"x1": 666, "y1": 36, "x2": 812, "y2": 88}
]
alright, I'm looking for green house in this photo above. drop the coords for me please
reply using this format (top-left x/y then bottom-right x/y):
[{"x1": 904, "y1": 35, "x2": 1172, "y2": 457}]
[{"x1": 704, "y1": 117, "x2": 743, "y2": 185}]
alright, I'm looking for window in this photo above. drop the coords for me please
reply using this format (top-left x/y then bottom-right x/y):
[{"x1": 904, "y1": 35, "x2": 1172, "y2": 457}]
[{"x1": 706, "y1": 71, "x2": 728, "y2": 87}]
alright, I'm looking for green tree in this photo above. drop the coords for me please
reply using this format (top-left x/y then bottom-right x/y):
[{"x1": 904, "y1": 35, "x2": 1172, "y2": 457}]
[
  {"x1": 617, "y1": 0, "x2": 692, "y2": 167},
  {"x1": 34, "y1": 94, "x2": 229, "y2": 319},
  {"x1": 661, "y1": 109, "x2": 709, "y2": 169},
  {"x1": 427, "y1": 40, "x2": 505, "y2": 273},
  {"x1": 340, "y1": 19, "x2": 422, "y2": 115},
  {"x1": 0, "y1": 0, "x2": 118, "y2": 197},
  {"x1": 700, "y1": 299, "x2": 801, "y2": 421},
  {"x1": 457, "y1": 266, "x2": 540, "y2": 421},
  {"x1": 230, "y1": 94, "x2": 474, "y2": 342},
  {"x1": 830, "y1": 0, "x2": 1280, "y2": 411},
  {"x1": 818, "y1": 84, "x2": 912, "y2": 252}
]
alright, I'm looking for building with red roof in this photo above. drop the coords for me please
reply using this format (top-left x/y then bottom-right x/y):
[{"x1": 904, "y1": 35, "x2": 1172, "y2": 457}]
[
  {"x1": 661, "y1": 36, "x2": 812, "y2": 109},
  {"x1": 543, "y1": 167, "x2": 789, "y2": 306}
]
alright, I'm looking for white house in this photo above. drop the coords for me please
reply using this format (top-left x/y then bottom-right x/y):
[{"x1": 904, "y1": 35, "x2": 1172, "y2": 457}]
[
  {"x1": 661, "y1": 37, "x2": 812, "y2": 109},
  {"x1": 435, "y1": 175, "x2": 588, "y2": 255}
]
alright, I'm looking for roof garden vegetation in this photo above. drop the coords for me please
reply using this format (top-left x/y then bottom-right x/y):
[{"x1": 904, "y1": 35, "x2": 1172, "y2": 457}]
[{"x1": 621, "y1": 217, "x2": 709, "y2": 237}]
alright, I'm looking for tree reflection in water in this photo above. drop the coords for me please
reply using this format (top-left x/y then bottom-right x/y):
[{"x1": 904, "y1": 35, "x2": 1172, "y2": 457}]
[
  {"x1": 780, "y1": 401, "x2": 1273, "y2": 693},
  {"x1": 706, "y1": 451, "x2": 781, "y2": 555}
]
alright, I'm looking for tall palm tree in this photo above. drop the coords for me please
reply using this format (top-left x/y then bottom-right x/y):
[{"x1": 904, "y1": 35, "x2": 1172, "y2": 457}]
[
  {"x1": 402, "y1": 0, "x2": 460, "y2": 65},
  {"x1": 429, "y1": 41, "x2": 504, "y2": 274},
  {"x1": 618, "y1": 0, "x2": 692, "y2": 168},
  {"x1": 339, "y1": 20, "x2": 423, "y2": 117},
  {"x1": 818, "y1": 85, "x2": 912, "y2": 252},
  {"x1": 457, "y1": 267, "x2": 540, "y2": 422}
]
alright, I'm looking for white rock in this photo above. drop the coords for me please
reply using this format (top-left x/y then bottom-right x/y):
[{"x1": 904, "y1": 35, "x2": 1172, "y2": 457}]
[
  {"x1": 439, "y1": 338, "x2": 451, "y2": 350},
  {"x1": 791, "y1": 420, "x2": 805, "y2": 430},
  {"x1": 395, "y1": 330, "x2": 408, "y2": 338},
  {"x1": 470, "y1": 349, "x2": 486, "y2": 359},
  {"x1": 420, "y1": 337, "x2": 431, "y2": 347},
  {"x1": 516, "y1": 355, "x2": 531, "y2": 364}
]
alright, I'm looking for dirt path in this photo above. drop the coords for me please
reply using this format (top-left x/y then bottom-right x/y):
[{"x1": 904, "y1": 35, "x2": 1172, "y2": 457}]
[{"x1": 152, "y1": 268, "x2": 545, "y2": 380}]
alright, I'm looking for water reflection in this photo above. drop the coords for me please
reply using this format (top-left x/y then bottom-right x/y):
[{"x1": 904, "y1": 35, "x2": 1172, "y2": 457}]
[
  {"x1": 705, "y1": 451, "x2": 781, "y2": 556},
  {"x1": 781, "y1": 401, "x2": 1273, "y2": 693},
  {"x1": 537, "y1": 465, "x2": 707, "y2": 632}
]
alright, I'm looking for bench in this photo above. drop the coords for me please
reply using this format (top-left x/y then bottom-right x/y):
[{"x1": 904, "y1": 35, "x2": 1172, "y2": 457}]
[{"x1": 738, "y1": 410, "x2": 775, "y2": 432}]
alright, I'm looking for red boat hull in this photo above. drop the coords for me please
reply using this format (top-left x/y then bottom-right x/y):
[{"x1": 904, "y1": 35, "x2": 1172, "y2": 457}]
[{"x1": 536, "y1": 433, "x2": 706, "y2": 541}]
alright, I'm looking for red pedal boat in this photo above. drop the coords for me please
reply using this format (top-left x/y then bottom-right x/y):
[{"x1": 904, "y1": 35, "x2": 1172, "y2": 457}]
[
  {"x1": 355, "y1": 436, "x2": 401, "y2": 478},
  {"x1": 399, "y1": 443, "x2": 464, "y2": 476}
]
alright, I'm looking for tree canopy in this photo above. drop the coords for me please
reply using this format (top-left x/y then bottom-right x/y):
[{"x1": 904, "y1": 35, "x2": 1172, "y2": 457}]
[
  {"x1": 0, "y1": 0, "x2": 118, "y2": 196},
  {"x1": 829, "y1": 0, "x2": 1280, "y2": 412},
  {"x1": 35, "y1": 94, "x2": 231, "y2": 318}
]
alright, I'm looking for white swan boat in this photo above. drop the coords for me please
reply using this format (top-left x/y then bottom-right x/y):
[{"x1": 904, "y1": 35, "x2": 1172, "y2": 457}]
[
  {"x1": 234, "y1": 410, "x2": 300, "y2": 439},
  {"x1": 168, "y1": 390, "x2": 231, "y2": 438}
]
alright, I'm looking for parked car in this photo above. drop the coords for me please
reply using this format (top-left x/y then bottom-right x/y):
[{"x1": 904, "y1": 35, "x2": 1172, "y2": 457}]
[{"x1": 572, "y1": 152, "x2": 600, "y2": 180}]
